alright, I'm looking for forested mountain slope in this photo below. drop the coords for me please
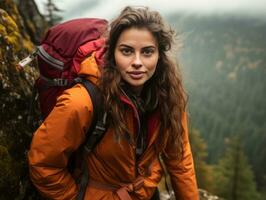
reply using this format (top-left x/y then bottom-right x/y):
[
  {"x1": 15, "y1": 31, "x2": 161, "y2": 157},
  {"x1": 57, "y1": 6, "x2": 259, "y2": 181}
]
[{"x1": 169, "y1": 14, "x2": 266, "y2": 190}]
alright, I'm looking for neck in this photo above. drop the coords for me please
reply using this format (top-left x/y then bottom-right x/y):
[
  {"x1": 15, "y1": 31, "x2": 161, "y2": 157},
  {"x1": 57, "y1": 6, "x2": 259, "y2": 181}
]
[
  {"x1": 130, "y1": 85, "x2": 143, "y2": 96},
  {"x1": 121, "y1": 82, "x2": 143, "y2": 97}
]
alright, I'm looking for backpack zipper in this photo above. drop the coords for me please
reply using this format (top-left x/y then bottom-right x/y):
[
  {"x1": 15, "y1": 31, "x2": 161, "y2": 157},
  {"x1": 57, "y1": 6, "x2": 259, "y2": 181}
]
[{"x1": 37, "y1": 46, "x2": 64, "y2": 70}]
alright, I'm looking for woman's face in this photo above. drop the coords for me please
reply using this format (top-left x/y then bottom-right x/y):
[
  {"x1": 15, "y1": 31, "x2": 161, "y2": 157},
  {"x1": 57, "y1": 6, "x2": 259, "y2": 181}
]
[{"x1": 114, "y1": 27, "x2": 159, "y2": 94}]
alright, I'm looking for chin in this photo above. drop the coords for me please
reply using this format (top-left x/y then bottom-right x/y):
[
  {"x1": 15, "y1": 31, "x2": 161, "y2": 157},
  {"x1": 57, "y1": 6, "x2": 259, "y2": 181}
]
[{"x1": 128, "y1": 81, "x2": 144, "y2": 87}]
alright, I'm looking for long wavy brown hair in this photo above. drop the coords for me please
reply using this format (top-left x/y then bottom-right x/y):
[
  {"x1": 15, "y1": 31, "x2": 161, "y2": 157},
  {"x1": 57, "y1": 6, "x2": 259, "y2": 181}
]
[{"x1": 99, "y1": 6, "x2": 187, "y2": 157}]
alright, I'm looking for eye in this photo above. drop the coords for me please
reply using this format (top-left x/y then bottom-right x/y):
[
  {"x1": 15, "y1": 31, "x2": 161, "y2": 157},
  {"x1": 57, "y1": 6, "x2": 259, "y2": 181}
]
[
  {"x1": 120, "y1": 47, "x2": 133, "y2": 56},
  {"x1": 142, "y1": 48, "x2": 155, "y2": 57}
]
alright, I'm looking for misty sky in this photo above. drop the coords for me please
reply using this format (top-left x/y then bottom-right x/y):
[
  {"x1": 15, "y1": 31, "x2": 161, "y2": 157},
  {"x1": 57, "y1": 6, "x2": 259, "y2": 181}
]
[{"x1": 36, "y1": 0, "x2": 266, "y2": 21}]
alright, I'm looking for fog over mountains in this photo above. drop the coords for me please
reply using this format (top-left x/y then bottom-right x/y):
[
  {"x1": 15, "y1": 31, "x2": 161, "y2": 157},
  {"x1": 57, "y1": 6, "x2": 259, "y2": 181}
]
[{"x1": 35, "y1": 0, "x2": 266, "y2": 21}]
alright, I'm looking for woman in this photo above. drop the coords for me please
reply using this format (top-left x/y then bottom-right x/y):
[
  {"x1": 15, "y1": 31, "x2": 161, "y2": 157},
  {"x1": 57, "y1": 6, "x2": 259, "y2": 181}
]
[{"x1": 28, "y1": 6, "x2": 199, "y2": 200}]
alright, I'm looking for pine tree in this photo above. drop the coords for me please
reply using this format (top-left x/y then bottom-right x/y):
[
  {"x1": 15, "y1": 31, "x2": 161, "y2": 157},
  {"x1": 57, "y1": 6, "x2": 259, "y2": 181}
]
[
  {"x1": 213, "y1": 136, "x2": 260, "y2": 200},
  {"x1": 44, "y1": 0, "x2": 62, "y2": 26},
  {"x1": 190, "y1": 129, "x2": 214, "y2": 191}
]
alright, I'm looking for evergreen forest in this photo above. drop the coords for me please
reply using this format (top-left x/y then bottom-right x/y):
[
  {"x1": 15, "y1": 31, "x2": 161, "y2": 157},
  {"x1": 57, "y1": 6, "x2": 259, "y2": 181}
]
[{"x1": 168, "y1": 14, "x2": 266, "y2": 199}]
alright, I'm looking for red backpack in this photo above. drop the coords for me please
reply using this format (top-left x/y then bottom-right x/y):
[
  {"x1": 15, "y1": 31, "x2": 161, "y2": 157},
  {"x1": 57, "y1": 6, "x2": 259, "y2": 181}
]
[
  {"x1": 19, "y1": 18, "x2": 108, "y2": 119},
  {"x1": 19, "y1": 18, "x2": 108, "y2": 200}
]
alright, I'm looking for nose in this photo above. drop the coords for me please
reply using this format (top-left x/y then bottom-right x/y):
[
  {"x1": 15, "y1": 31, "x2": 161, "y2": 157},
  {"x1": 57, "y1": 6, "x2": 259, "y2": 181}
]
[{"x1": 132, "y1": 54, "x2": 143, "y2": 68}]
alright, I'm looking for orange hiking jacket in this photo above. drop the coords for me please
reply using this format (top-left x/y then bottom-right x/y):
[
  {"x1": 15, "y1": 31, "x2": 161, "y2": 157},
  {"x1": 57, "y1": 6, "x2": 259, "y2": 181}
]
[{"x1": 28, "y1": 55, "x2": 199, "y2": 200}]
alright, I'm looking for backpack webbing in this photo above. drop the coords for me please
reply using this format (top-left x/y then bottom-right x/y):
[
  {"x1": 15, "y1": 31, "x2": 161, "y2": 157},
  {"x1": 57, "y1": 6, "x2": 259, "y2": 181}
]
[{"x1": 76, "y1": 78, "x2": 107, "y2": 200}]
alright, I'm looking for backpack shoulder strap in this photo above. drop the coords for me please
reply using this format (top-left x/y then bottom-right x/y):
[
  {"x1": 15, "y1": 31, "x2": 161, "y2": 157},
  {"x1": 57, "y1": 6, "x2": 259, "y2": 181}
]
[
  {"x1": 81, "y1": 79, "x2": 102, "y2": 133},
  {"x1": 76, "y1": 78, "x2": 107, "y2": 200},
  {"x1": 78, "y1": 78, "x2": 107, "y2": 150}
]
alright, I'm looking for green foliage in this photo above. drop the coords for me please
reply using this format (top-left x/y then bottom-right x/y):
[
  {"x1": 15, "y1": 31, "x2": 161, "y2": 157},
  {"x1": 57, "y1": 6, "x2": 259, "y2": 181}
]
[
  {"x1": 212, "y1": 137, "x2": 260, "y2": 200},
  {"x1": 168, "y1": 14, "x2": 266, "y2": 192},
  {"x1": 189, "y1": 128, "x2": 214, "y2": 191}
]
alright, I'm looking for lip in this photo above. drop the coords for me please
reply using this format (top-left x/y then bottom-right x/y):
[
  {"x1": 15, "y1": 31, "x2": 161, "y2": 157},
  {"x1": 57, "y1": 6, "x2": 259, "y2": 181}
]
[{"x1": 127, "y1": 71, "x2": 145, "y2": 79}]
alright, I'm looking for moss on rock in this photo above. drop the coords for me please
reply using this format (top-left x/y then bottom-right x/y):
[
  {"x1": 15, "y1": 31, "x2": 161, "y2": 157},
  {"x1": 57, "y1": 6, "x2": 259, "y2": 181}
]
[{"x1": 0, "y1": 1, "x2": 44, "y2": 199}]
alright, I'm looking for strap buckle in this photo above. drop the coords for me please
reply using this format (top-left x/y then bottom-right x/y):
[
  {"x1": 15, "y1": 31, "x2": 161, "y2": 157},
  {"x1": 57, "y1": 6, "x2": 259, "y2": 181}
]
[{"x1": 53, "y1": 78, "x2": 68, "y2": 86}]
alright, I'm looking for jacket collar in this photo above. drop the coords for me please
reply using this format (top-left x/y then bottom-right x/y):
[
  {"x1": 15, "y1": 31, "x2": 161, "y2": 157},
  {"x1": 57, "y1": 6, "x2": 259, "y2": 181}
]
[{"x1": 120, "y1": 93, "x2": 160, "y2": 148}]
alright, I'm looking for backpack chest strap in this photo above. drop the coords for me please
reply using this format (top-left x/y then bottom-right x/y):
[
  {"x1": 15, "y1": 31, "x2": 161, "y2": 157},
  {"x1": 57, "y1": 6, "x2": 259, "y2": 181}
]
[{"x1": 40, "y1": 75, "x2": 70, "y2": 87}]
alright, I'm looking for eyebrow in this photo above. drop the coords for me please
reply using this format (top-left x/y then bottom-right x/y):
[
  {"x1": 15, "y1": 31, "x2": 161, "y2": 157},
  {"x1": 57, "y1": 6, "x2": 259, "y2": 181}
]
[
  {"x1": 117, "y1": 44, "x2": 133, "y2": 48},
  {"x1": 118, "y1": 44, "x2": 157, "y2": 49}
]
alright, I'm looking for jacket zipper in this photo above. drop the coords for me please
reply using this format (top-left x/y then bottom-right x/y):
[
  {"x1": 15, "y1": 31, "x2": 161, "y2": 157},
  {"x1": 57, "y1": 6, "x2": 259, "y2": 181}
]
[{"x1": 120, "y1": 88, "x2": 141, "y2": 178}]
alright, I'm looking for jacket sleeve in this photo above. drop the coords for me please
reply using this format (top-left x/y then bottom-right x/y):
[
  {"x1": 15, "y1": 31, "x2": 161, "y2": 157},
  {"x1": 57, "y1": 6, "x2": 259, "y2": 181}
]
[
  {"x1": 28, "y1": 84, "x2": 93, "y2": 200},
  {"x1": 162, "y1": 112, "x2": 199, "y2": 200}
]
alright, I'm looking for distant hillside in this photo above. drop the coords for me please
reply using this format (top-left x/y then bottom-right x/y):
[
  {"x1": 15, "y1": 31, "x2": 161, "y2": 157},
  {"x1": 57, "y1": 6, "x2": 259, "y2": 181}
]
[{"x1": 168, "y1": 13, "x2": 266, "y2": 190}]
